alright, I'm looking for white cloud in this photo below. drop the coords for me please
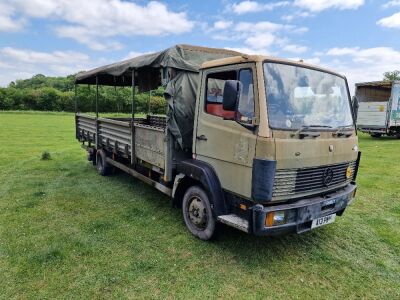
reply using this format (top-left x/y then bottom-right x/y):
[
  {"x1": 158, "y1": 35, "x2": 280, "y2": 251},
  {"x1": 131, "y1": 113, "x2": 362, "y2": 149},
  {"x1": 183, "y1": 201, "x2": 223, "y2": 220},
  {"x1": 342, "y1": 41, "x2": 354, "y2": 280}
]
[
  {"x1": 0, "y1": 47, "x2": 89, "y2": 64},
  {"x1": 230, "y1": 1, "x2": 290, "y2": 15},
  {"x1": 0, "y1": 47, "x2": 95, "y2": 86},
  {"x1": 303, "y1": 57, "x2": 321, "y2": 65},
  {"x1": 122, "y1": 51, "x2": 151, "y2": 60},
  {"x1": 2, "y1": 0, "x2": 194, "y2": 50},
  {"x1": 377, "y1": 12, "x2": 400, "y2": 29},
  {"x1": 326, "y1": 47, "x2": 360, "y2": 55},
  {"x1": 213, "y1": 20, "x2": 234, "y2": 30},
  {"x1": 382, "y1": 1, "x2": 400, "y2": 9},
  {"x1": 294, "y1": 0, "x2": 365, "y2": 12},
  {"x1": 55, "y1": 26, "x2": 124, "y2": 51},
  {"x1": 323, "y1": 46, "x2": 400, "y2": 91},
  {"x1": 245, "y1": 33, "x2": 276, "y2": 49},
  {"x1": 281, "y1": 11, "x2": 313, "y2": 22},
  {"x1": 211, "y1": 19, "x2": 308, "y2": 56},
  {"x1": 0, "y1": 2, "x2": 25, "y2": 32},
  {"x1": 282, "y1": 44, "x2": 309, "y2": 54},
  {"x1": 234, "y1": 21, "x2": 288, "y2": 32},
  {"x1": 326, "y1": 47, "x2": 400, "y2": 64},
  {"x1": 234, "y1": 21, "x2": 291, "y2": 51}
]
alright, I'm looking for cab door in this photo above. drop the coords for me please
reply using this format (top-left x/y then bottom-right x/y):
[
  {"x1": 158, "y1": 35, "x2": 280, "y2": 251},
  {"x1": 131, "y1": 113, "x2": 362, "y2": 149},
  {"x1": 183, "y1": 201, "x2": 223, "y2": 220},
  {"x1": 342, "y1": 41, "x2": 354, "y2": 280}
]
[{"x1": 194, "y1": 64, "x2": 258, "y2": 199}]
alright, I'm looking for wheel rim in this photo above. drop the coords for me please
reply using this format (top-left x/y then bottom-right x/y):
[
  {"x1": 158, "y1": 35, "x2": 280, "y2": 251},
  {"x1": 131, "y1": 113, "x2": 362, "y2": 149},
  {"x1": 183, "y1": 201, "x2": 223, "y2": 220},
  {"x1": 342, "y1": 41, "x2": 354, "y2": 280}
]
[{"x1": 187, "y1": 196, "x2": 208, "y2": 230}]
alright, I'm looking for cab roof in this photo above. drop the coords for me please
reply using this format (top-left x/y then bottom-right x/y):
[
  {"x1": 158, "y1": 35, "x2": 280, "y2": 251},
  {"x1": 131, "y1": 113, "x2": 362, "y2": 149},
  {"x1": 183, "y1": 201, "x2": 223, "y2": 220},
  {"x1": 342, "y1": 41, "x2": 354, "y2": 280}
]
[{"x1": 201, "y1": 55, "x2": 345, "y2": 78}]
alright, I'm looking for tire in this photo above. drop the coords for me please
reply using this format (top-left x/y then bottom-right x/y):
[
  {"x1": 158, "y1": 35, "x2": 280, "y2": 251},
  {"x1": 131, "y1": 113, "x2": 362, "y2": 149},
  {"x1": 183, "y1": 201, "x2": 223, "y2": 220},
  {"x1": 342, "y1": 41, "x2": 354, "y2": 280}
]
[
  {"x1": 182, "y1": 185, "x2": 216, "y2": 241},
  {"x1": 96, "y1": 149, "x2": 111, "y2": 176},
  {"x1": 87, "y1": 148, "x2": 96, "y2": 165},
  {"x1": 371, "y1": 133, "x2": 382, "y2": 138}
]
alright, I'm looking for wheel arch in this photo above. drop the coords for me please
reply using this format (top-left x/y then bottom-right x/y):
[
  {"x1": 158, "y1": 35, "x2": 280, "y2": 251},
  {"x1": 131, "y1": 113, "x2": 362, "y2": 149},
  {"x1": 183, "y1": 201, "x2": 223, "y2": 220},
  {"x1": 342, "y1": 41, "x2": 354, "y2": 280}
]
[{"x1": 174, "y1": 159, "x2": 226, "y2": 217}]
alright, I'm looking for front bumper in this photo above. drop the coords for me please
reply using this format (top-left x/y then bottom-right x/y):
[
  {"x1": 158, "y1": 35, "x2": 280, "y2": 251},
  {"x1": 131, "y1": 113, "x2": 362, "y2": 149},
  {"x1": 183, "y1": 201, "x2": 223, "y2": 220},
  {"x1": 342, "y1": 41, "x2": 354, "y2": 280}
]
[{"x1": 251, "y1": 183, "x2": 357, "y2": 236}]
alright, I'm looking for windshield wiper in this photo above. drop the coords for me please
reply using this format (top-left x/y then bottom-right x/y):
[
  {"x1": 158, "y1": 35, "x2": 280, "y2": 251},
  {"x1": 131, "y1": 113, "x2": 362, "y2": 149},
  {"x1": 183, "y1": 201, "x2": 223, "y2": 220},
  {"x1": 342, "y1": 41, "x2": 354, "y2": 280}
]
[
  {"x1": 291, "y1": 125, "x2": 331, "y2": 139},
  {"x1": 333, "y1": 126, "x2": 354, "y2": 138}
]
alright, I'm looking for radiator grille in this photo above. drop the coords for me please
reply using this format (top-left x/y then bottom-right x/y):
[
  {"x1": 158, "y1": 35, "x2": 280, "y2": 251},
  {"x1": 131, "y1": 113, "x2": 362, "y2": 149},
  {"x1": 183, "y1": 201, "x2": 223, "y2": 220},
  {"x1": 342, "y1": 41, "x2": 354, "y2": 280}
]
[{"x1": 273, "y1": 161, "x2": 357, "y2": 198}]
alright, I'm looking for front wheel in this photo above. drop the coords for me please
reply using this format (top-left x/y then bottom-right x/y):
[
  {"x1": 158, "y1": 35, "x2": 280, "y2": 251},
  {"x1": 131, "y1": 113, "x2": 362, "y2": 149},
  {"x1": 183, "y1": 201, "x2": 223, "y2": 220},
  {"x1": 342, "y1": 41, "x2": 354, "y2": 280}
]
[
  {"x1": 371, "y1": 133, "x2": 382, "y2": 138},
  {"x1": 182, "y1": 186, "x2": 216, "y2": 241}
]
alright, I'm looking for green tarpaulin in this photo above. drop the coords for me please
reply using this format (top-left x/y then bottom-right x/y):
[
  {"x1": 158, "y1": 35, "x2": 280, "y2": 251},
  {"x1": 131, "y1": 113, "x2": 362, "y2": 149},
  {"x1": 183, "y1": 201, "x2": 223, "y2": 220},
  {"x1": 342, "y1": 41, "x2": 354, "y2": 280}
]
[{"x1": 75, "y1": 45, "x2": 242, "y2": 149}]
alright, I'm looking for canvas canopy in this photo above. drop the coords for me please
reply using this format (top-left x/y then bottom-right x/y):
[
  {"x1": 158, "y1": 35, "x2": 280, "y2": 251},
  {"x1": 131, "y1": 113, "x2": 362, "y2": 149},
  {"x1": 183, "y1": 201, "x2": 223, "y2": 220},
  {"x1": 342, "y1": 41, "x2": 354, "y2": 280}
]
[{"x1": 75, "y1": 45, "x2": 243, "y2": 149}]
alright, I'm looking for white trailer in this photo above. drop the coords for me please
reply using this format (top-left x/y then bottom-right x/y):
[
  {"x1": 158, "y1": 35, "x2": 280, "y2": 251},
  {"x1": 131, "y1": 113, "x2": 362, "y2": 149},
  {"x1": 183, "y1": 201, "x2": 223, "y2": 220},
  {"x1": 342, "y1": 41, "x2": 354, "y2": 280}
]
[{"x1": 355, "y1": 81, "x2": 400, "y2": 138}]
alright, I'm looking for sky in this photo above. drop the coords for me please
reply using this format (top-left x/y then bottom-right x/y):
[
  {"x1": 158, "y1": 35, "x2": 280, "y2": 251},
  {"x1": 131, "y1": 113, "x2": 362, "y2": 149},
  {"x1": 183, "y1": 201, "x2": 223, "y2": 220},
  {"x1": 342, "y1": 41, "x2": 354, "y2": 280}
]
[{"x1": 0, "y1": 0, "x2": 400, "y2": 91}]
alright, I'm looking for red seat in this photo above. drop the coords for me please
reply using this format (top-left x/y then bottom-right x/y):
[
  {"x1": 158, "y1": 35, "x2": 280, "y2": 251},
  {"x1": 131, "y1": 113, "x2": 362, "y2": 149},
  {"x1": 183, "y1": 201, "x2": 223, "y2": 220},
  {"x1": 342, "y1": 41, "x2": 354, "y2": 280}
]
[{"x1": 206, "y1": 104, "x2": 235, "y2": 119}]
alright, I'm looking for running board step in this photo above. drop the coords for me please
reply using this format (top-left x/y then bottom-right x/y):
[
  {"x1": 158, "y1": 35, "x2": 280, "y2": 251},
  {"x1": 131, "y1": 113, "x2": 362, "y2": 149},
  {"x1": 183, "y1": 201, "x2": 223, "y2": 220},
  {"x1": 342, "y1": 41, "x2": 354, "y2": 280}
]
[{"x1": 217, "y1": 214, "x2": 249, "y2": 233}]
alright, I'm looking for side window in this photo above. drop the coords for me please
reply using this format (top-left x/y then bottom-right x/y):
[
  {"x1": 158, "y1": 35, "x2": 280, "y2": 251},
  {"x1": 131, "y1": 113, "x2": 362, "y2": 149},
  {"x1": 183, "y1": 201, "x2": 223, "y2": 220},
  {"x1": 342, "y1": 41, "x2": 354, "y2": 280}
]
[
  {"x1": 205, "y1": 70, "x2": 237, "y2": 118},
  {"x1": 237, "y1": 69, "x2": 255, "y2": 123},
  {"x1": 205, "y1": 68, "x2": 255, "y2": 123}
]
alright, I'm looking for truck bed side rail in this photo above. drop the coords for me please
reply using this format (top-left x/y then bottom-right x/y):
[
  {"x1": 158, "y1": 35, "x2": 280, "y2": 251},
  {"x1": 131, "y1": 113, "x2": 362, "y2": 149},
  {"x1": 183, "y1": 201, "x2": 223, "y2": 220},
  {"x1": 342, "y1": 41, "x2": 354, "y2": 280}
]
[
  {"x1": 98, "y1": 117, "x2": 132, "y2": 157},
  {"x1": 76, "y1": 114, "x2": 96, "y2": 144}
]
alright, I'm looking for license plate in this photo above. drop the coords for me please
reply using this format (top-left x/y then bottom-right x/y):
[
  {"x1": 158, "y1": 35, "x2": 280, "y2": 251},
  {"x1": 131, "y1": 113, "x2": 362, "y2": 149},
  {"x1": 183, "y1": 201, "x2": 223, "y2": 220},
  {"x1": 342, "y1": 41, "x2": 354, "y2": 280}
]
[{"x1": 311, "y1": 214, "x2": 336, "y2": 229}]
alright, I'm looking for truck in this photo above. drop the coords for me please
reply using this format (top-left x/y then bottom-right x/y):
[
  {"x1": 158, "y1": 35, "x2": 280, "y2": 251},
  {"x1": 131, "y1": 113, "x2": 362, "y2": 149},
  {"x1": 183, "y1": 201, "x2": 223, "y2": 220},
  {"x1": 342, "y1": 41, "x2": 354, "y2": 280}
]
[
  {"x1": 355, "y1": 80, "x2": 400, "y2": 138},
  {"x1": 74, "y1": 44, "x2": 361, "y2": 240}
]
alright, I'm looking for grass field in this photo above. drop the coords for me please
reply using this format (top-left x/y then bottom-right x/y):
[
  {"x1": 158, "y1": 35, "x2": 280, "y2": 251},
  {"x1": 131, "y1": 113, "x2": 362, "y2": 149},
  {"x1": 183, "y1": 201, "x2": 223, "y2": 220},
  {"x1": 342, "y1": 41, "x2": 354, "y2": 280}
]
[{"x1": 0, "y1": 111, "x2": 399, "y2": 299}]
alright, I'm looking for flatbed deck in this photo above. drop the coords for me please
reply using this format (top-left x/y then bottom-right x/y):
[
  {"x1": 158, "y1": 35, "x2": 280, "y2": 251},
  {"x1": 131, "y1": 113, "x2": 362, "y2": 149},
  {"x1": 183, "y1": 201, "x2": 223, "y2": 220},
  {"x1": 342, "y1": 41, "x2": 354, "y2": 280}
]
[{"x1": 76, "y1": 114, "x2": 167, "y2": 169}]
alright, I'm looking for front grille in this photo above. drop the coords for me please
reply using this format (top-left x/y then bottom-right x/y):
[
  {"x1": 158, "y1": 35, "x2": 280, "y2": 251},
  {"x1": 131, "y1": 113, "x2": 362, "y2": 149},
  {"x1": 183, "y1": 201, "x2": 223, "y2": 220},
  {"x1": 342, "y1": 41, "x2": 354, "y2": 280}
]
[{"x1": 273, "y1": 161, "x2": 357, "y2": 198}]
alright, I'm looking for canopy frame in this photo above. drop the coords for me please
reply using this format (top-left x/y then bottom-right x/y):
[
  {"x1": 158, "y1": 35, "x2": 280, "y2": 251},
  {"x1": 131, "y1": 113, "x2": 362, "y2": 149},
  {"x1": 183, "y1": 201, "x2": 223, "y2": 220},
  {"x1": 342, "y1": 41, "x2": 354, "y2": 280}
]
[{"x1": 74, "y1": 44, "x2": 243, "y2": 150}]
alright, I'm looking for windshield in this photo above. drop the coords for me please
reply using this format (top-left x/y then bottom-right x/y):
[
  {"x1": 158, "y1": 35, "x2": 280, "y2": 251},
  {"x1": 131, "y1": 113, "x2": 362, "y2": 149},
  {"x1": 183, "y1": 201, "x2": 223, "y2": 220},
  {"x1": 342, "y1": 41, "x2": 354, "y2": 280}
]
[{"x1": 264, "y1": 62, "x2": 354, "y2": 130}]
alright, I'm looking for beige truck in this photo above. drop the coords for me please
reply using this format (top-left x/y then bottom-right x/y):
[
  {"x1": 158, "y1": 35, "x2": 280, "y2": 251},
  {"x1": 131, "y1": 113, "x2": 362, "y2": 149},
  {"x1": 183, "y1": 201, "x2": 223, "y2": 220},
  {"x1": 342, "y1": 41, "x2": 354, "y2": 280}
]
[{"x1": 75, "y1": 45, "x2": 361, "y2": 240}]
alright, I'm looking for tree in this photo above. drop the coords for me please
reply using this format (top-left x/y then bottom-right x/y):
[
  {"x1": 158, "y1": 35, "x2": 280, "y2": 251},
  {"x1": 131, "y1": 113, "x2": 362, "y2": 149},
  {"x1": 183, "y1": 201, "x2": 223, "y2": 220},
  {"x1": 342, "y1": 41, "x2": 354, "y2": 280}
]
[
  {"x1": 1, "y1": 73, "x2": 167, "y2": 113},
  {"x1": 383, "y1": 70, "x2": 400, "y2": 81}
]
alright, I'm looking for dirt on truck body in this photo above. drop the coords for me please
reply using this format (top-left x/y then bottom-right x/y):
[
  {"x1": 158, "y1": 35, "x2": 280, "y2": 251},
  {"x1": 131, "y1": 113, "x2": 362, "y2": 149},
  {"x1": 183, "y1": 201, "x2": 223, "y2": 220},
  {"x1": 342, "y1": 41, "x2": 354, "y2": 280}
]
[{"x1": 75, "y1": 44, "x2": 361, "y2": 240}]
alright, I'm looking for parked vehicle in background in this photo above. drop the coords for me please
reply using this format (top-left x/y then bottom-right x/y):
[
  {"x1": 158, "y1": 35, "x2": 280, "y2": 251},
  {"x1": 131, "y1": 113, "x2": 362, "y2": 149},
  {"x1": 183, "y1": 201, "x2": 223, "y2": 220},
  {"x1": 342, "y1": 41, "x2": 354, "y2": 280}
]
[
  {"x1": 74, "y1": 44, "x2": 361, "y2": 240},
  {"x1": 355, "y1": 81, "x2": 400, "y2": 138}
]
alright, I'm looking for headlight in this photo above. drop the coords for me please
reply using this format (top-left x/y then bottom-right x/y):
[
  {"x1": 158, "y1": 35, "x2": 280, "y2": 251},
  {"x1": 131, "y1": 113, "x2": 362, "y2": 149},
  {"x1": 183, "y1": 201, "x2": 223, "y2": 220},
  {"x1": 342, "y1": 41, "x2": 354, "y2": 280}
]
[
  {"x1": 265, "y1": 211, "x2": 286, "y2": 227},
  {"x1": 346, "y1": 165, "x2": 352, "y2": 179}
]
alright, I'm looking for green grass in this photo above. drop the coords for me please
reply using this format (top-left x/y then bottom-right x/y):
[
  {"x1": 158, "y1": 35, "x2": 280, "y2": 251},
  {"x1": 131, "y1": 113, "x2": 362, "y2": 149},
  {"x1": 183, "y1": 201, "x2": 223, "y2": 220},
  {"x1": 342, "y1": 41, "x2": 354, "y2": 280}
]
[{"x1": 0, "y1": 111, "x2": 399, "y2": 299}]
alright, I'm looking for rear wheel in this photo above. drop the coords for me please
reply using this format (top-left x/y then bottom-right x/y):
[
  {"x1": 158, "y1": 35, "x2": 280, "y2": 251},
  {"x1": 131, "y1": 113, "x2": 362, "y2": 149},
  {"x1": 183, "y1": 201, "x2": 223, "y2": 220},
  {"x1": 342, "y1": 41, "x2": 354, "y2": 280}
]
[
  {"x1": 182, "y1": 186, "x2": 216, "y2": 241},
  {"x1": 87, "y1": 148, "x2": 96, "y2": 165},
  {"x1": 96, "y1": 149, "x2": 111, "y2": 176}
]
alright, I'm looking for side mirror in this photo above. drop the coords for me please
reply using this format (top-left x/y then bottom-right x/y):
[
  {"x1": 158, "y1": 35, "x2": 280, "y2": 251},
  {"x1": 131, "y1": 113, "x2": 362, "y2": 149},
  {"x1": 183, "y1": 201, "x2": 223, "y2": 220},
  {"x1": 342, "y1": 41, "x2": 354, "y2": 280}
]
[{"x1": 223, "y1": 80, "x2": 239, "y2": 111}]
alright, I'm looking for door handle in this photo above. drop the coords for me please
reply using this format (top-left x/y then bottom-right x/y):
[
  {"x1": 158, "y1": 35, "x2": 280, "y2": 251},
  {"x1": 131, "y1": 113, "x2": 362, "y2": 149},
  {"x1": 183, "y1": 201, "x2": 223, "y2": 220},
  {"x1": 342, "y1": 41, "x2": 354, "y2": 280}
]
[{"x1": 196, "y1": 135, "x2": 207, "y2": 141}]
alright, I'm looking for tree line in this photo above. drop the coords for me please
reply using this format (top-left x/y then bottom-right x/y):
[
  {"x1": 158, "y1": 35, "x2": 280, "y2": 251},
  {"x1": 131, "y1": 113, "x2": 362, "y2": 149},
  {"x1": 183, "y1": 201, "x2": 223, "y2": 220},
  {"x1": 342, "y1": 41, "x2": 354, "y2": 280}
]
[
  {"x1": 2, "y1": 71, "x2": 399, "y2": 113},
  {"x1": 0, "y1": 74, "x2": 167, "y2": 114}
]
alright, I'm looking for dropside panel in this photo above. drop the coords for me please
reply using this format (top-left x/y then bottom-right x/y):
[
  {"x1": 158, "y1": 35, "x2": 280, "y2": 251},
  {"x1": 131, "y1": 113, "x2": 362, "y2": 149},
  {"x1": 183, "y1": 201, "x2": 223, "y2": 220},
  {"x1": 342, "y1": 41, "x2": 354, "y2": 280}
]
[
  {"x1": 134, "y1": 125, "x2": 165, "y2": 169},
  {"x1": 76, "y1": 114, "x2": 96, "y2": 143}
]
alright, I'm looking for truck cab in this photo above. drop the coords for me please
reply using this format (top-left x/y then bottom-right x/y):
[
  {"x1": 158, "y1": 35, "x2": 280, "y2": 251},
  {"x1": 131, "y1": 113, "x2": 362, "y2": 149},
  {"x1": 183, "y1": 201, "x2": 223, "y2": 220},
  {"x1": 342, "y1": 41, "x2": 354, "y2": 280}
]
[{"x1": 185, "y1": 55, "x2": 360, "y2": 237}]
